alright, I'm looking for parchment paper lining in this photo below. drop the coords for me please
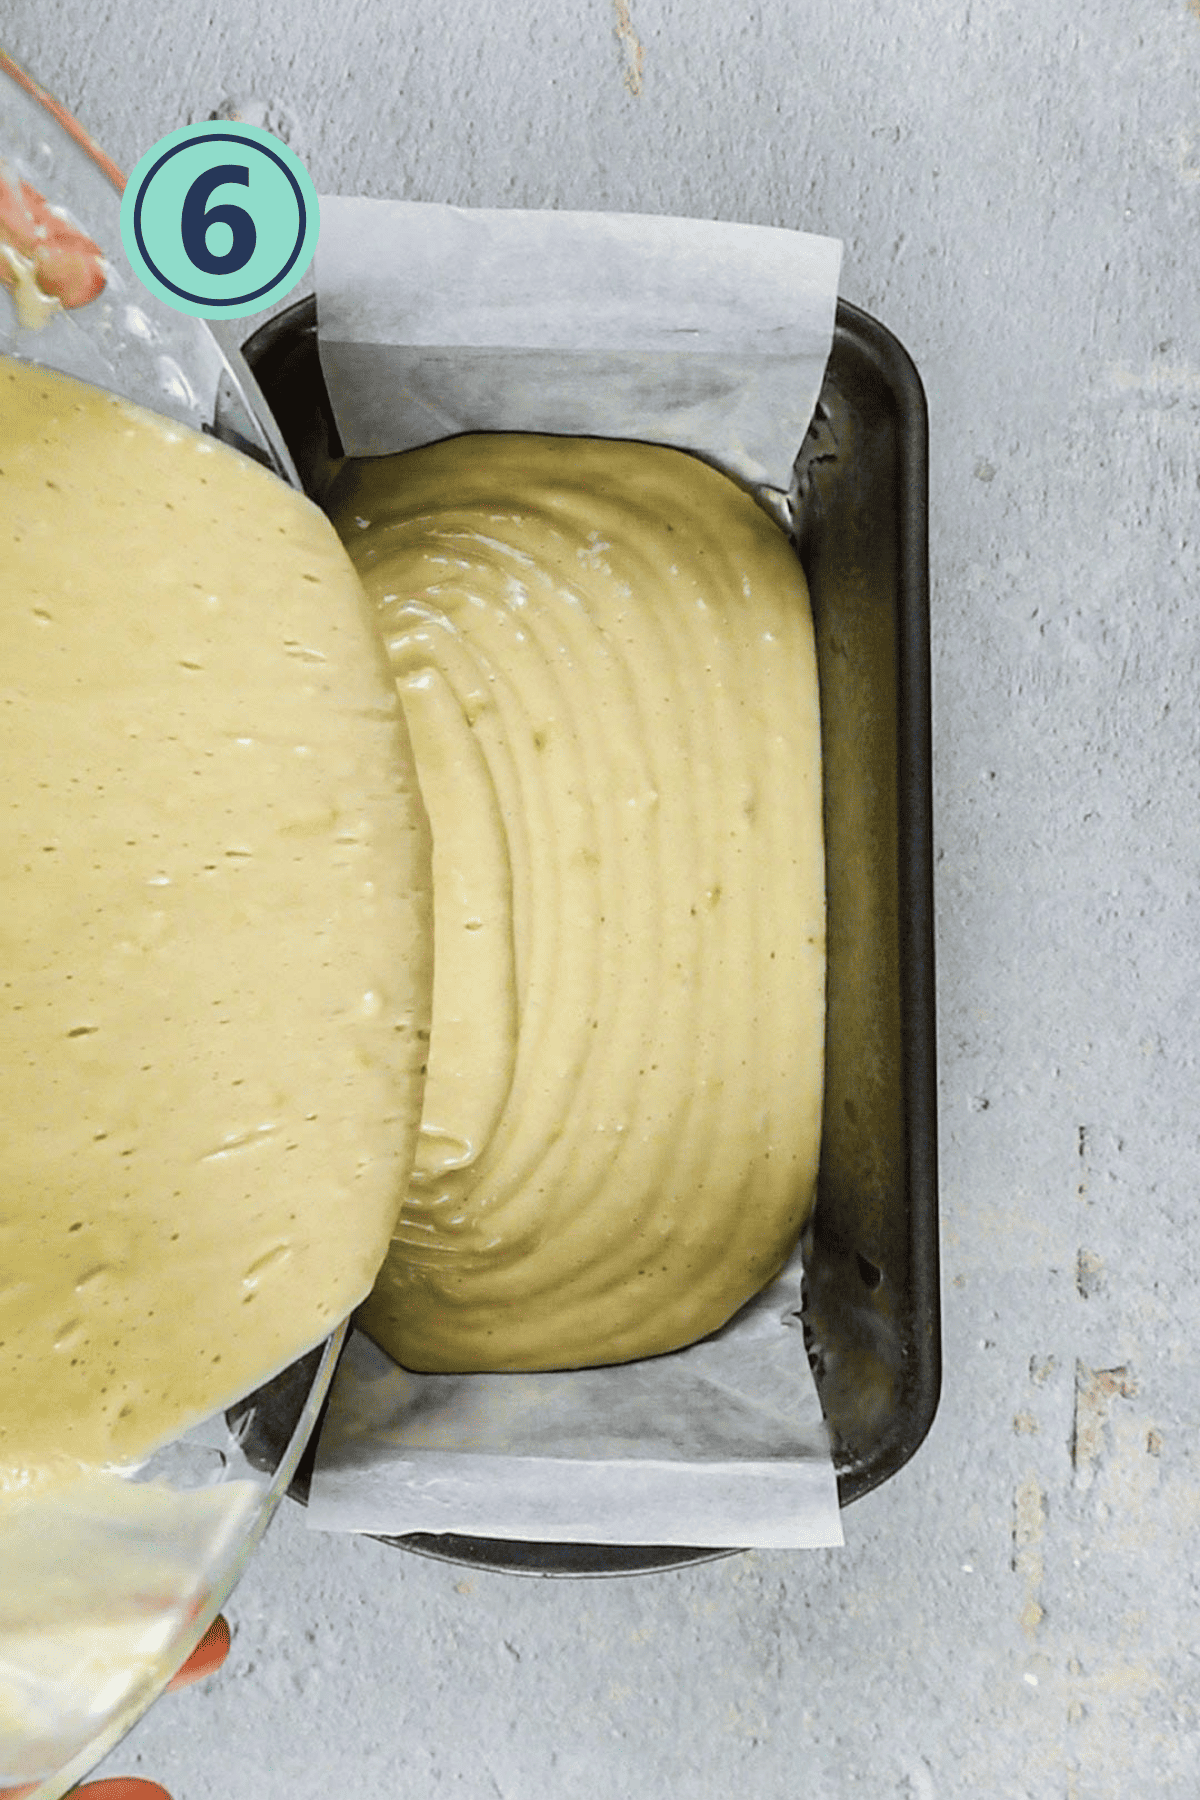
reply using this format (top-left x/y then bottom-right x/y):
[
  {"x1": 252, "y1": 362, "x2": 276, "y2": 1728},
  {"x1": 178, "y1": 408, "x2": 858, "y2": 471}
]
[{"x1": 304, "y1": 198, "x2": 844, "y2": 1550}]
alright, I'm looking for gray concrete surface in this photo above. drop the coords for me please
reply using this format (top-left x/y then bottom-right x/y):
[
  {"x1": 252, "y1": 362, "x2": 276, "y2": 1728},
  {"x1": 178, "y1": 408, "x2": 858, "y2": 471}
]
[{"x1": 8, "y1": 1, "x2": 1200, "y2": 1795}]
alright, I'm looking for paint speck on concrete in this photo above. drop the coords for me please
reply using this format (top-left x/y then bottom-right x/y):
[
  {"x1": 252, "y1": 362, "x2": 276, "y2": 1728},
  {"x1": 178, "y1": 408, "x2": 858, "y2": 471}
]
[
  {"x1": 207, "y1": 93, "x2": 296, "y2": 144},
  {"x1": 612, "y1": 0, "x2": 644, "y2": 95},
  {"x1": 1071, "y1": 1363, "x2": 1137, "y2": 1490},
  {"x1": 898, "y1": 1758, "x2": 937, "y2": 1800},
  {"x1": 1075, "y1": 1249, "x2": 1104, "y2": 1299},
  {"x1": 1013, "y1": 1475, "x2": 1046, "y2": 1638}
]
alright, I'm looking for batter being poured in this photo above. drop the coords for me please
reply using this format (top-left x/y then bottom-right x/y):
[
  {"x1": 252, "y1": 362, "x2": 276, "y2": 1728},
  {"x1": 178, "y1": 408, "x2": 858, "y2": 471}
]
[{"x1": 1, "y1": 356, "x2": 434, "y2": 1495}]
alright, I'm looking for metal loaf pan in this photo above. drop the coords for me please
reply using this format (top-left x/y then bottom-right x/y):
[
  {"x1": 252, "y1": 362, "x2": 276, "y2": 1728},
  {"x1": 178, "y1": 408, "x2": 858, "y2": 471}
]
[{"x1": 237, "y1": 295, "x2": 938, "y2": 1576}]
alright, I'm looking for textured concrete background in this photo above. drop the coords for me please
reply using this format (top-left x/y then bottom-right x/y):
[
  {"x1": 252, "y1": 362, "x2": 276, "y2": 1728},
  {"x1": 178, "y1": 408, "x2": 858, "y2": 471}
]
[{"x1": 8, "y1": 2, "x2": 1200, "y2": 1795}]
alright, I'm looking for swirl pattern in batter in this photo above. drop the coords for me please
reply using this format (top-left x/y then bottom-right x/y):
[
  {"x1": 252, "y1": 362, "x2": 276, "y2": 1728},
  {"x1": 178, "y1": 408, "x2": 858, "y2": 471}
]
[{"x1": 330, "y1": 433, "x2": 825, "y2": 1372}]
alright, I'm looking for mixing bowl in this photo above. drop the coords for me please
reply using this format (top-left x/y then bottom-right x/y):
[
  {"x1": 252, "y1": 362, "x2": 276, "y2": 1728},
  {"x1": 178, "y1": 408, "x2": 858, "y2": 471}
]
[{"x1": 0, "y1": 51, "x2": 347, "y2": 1798}]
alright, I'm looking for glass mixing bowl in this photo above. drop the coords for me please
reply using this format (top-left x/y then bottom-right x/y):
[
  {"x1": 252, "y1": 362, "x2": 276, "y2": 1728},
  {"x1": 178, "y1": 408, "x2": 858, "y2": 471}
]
[{"x1": 0, "y1": 51, "x2": 347, "y2": 1798}]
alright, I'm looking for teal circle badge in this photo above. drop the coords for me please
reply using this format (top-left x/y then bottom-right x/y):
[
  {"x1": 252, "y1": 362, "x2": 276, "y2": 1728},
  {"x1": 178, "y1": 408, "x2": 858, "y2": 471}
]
[{"x1": 120, "y1": 122, "x2": 319, "y2": 318}]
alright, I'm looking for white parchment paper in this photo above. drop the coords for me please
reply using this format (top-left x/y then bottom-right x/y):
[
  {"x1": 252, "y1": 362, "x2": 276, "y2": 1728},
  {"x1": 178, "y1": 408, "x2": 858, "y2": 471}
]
[
  {"x1": 304, "y1": 198, "x2": 844, "y2": 1550},
  {"x1": 315, "y1": 198, "x2": 841, "y2": 507}
]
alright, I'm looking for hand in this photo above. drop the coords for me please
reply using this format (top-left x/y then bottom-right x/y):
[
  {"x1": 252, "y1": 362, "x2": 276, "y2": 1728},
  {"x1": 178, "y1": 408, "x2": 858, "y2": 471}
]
[{"x1": 0, "y1": 1613, "x2": 231, "y2": 1800}]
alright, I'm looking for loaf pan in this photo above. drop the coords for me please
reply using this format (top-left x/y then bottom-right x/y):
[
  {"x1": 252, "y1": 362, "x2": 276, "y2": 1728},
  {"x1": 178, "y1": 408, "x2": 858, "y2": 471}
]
[{"x1": 231, "y1": 293, "x2": 938, "y2": 1576}]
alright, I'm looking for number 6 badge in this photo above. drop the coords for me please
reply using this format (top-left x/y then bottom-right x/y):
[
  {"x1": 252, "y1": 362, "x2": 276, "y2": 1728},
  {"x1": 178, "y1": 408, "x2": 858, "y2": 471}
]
[{"x1": 120, "y1": 121, "x2": 319, "y2": 318}]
